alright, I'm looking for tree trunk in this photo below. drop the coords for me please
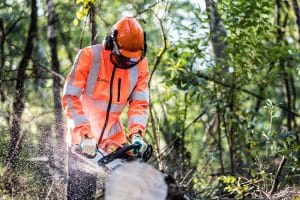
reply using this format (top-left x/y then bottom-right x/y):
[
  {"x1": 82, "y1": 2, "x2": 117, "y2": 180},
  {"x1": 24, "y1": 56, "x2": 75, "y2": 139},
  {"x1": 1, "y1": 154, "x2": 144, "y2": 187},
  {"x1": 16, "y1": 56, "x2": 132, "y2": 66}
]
[
  {"x1": 57, "y1": 20, "x2": 73, "y2": 63},
  {"x1": 206, "y1": 0, "x2": 228, "y2": 174},
  {"x1": 6, "y1": 0, "x2": 37, "y2": 170},
  {"x1": 205, "y1": 0, "x2": 227, "y2": 61},
  {"x1": 180, "y1": 93, "x2": 188, "y2": 178},
  {"x1": 276, "y1": 0, "x2": 297, "y2": 140},
  {"x1": 37, "y1": 125, "x2": 55, "y2": 198},
  {"x1": 291, "y1": 0, "x2": 300, "y2": 143},
  {"x1": 292, "y1": 0, "x2": 300, "y2": 44},
  {"x1": 0, "y1": 19, "x2": 5, "y2": 102},
  {"x1": 90, "y1": 4, "x2": 97, "y2": 45},
  {"x1": 47, "y1": 0, "x2": 66, "y2": 176},
  {"x1": 214, "y1": 85, "x2": 225, "y2": 174}
]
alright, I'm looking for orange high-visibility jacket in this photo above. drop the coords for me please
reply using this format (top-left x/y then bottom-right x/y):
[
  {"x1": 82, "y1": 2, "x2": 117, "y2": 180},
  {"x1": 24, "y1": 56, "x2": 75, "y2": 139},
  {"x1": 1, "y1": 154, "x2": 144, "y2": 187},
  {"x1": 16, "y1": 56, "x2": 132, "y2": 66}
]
[{"x1": 62, "y1": 44, "x2": 149, "y2": 149}]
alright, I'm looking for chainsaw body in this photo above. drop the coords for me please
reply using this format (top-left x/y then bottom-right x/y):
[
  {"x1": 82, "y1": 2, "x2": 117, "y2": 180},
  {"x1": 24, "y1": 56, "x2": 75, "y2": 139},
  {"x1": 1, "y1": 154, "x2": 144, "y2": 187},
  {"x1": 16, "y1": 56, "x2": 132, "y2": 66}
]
[{"x1": 70, "y1": 143, "x2": 152, "y2": 173}]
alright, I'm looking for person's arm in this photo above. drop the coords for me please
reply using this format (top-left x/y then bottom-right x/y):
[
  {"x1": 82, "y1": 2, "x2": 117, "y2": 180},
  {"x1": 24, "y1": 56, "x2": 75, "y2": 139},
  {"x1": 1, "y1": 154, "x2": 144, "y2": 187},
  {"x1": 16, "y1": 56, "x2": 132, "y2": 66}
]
[
  {"x1": 127, "y1": 58, "x2": 149, "y2": 139},
  {"x1": 61, "y1": 47, "x2": 93, "y2": 139}
]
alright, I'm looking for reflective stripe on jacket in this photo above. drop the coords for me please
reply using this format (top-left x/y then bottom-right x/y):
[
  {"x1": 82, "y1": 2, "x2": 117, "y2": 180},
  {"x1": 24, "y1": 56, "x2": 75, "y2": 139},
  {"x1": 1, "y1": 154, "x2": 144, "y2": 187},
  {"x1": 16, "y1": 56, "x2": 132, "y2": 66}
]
[{"x1": 62, "y1": 44, "x2": 149, "y2": 148}]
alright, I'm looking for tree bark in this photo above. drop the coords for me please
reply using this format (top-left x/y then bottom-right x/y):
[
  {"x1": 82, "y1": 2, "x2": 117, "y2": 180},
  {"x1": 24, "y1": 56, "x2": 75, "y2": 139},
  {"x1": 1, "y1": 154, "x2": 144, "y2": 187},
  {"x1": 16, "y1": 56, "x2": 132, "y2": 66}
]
[
  {"x1": 214, "y1": 84, "x2": 225, "y2": 174},
  {"x1": 0, "y1": 19, "x2": 5, "y2": 102},
  {"x1": 47, "y1": 0, "x2": 66, "y2": 177},
  {"x1": 57, "y1": 20, "x2": 73, "y2": 63},
  {"x1": 276, "y1": 0, "x2": 297, "y2": 138},
  {"x1": 90, "y1": 4, "x2": 97, "y2": 45},
  {"x1": 205, "y1": 0, "x2": 227, "y2": 61},
  {"x1": 6, "y1": 0, "x2": 37, "y2": 170},
  {"x1": 0, "y1": 17, "x2": 21, "y2": 102},
  {"x1": 292, "y1": 0, "x2": 300, "y2": 44},
  {"x1": 37, "y1": 125, "x2": 55, "y2": 198},
  {"x1": 180, "y1": 93, "x2": 188, "y2": 178},
  {"x1": 206, "y1": 0, "x2": 229, "y2": 174},
  {"x1": 291, "y1": 0, "x2": 300, "y2": 143}
]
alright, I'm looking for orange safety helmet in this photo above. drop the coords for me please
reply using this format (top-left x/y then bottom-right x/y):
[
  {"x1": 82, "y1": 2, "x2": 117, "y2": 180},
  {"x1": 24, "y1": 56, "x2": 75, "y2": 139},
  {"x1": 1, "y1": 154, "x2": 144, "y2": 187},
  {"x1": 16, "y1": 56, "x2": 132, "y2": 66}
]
[{"x1": 113, "y1": 17, "x2": 145, "y2": 58}]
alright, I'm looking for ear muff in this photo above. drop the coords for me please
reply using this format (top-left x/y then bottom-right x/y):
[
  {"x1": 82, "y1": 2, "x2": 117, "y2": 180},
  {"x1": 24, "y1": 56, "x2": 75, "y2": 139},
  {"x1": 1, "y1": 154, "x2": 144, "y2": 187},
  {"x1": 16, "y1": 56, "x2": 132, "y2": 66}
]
[
  {"x1": 104, "y1": 34, "x2": 113, "y2": 50},
  {"x1": 143, "y1": 31, "x2": 147, "y2": 56},
  {"x1": 105, "y1": 29, "x2": 146, "y2": 57},
  {"x1": 104, "y1": 30, "x2": 118, "y2": 50}
]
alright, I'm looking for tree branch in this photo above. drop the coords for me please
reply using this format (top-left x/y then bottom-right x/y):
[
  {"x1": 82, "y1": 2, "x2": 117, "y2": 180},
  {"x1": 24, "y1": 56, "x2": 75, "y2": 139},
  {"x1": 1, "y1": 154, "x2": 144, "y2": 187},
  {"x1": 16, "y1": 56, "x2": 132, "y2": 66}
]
[
  {"x1": 134, "y1": 0, "x2": 166, "y2": 17},
  {"x1": 269, "y1": 156, "x2": 287, "y2": 195},
  {"x1": 4, "y1": 16, "x2": 23, "y2": 37},
  {"x1": 197, "y1": 71, "x2": 300, "y2": 117},
  {"x1": 147, "y1": 7, "x2": 169, "y2": 171},
  {"x1": 149, "y1": 15, "x2": 168, "y2": 87},
  {"x1": 5, "y1": 40, "x2": 65, "y2": 83},
  {"x1": 7, "y1": 0, "x2": 38, "y2": 171},
  {"x1": 159, "y1": 107, "x2": 208, "y2": 157}
]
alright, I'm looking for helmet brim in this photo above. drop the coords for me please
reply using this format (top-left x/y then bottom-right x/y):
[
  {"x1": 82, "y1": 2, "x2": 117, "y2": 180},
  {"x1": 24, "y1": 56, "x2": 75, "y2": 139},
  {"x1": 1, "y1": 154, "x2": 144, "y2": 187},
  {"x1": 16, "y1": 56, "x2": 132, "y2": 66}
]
[{"x1": 119, "y1": 49, "x2": 143, "y2": 58}]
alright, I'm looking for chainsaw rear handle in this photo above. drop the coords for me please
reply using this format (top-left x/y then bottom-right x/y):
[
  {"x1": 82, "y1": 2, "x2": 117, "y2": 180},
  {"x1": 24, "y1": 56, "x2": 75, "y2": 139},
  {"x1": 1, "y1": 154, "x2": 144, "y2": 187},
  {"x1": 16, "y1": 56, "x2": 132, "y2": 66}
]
[{"x1": 118, "y1": 143, "x2": 141, "y2": 155}]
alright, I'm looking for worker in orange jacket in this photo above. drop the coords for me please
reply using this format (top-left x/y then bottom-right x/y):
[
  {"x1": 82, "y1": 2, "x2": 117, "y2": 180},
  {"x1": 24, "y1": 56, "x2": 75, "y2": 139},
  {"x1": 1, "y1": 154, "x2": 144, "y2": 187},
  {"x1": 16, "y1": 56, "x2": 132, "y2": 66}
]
[{"x1": 62, "y1": 17, "x2": 149, "y2": 199}]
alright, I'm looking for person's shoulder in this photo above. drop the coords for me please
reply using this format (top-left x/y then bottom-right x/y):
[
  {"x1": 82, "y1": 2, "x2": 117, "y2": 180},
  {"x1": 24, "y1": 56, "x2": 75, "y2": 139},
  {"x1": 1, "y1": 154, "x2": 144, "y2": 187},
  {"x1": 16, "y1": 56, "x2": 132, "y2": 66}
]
[
  {"x1": 82, "y1": 44, "x2": 103, "y2": 52},
  {"x1": 78, "y1": 44, "x2": 103, "y2": 59},
  {"x1": 139, "y1": 57, "x2": 148, "y2": 68},
  {"x1": 142, "y1": 57, "x2": 148, "y2": 64},
  {"x1": 137, "y1": 57, "x2": 149, "y2": 74}
]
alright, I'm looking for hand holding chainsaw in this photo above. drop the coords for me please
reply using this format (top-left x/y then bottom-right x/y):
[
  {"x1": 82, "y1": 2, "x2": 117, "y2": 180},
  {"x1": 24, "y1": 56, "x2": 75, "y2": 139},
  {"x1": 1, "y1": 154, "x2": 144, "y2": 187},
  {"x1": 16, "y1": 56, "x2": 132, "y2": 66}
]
[
  {"x1": 131, "y1": 133, "x2": 147, "y2": 155},
  {"x1": 73, "y1": 135, "x2": 153, "y2": 172},
  {"x1": 80, "y1": 136, "x2": 97, "y2": 157}
]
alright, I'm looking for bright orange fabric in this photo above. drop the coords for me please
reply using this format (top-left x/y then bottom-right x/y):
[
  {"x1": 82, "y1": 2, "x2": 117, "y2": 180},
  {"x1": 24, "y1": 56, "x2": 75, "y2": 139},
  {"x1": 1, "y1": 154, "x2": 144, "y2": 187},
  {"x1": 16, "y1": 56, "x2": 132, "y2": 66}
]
[{"x1": 62, "y1": 44, "x2": 149, "y2": 150}]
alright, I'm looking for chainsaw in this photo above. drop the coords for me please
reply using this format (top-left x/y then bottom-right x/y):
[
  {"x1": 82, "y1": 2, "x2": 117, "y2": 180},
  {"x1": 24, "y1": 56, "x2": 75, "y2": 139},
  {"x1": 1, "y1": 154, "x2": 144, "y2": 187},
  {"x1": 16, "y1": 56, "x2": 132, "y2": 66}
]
[{"x1": 70, "y1": 143, "x2": 153, "y2": 173}]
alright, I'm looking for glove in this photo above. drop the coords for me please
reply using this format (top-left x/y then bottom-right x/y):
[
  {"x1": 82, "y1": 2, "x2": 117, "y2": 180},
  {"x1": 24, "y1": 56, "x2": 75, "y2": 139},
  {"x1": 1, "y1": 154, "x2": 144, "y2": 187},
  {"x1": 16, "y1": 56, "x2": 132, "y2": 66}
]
[
  {"x1": 131, "y1": 134, "x2": 147, "y2": 155},
  {"x1": 80, "y1": 137, "x2": 97, "y2": 156}
]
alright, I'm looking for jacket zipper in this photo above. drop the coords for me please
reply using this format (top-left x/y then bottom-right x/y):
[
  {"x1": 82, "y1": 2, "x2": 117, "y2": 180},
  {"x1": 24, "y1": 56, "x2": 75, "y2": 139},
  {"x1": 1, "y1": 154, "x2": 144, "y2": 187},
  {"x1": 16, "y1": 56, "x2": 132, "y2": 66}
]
[
  {"x1": 117, "y1": 78, "x2": 121, "y2": 102},
  {"x1": 97, "y1": 65, "x2": 117, "y2": 146}
]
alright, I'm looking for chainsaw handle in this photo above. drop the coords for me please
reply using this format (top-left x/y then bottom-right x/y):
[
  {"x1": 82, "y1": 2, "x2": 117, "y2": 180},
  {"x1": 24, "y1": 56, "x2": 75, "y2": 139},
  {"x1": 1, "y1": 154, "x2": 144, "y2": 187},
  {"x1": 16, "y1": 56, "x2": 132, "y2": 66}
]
[
  {"x1": 98, "y1": 143, "x2": 141, "y2": 166},
  {"x1": 117, "y1": 143, "x2": 141, "y2": 154}
]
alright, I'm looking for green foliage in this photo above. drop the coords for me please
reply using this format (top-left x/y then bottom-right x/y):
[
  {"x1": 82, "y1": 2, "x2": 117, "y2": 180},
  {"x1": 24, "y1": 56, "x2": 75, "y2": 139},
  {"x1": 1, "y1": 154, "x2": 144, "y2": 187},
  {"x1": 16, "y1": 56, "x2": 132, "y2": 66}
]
[
  {"x1": 1, "y1": 0, "x2": 300, "y2": 199},
  {"x1": 246, "y1": 100, "x2": 300, "y2": 190},
  {"x1": 154, "y1": 0, "x2": 300, "y2": 198},
  {"x1": 73, "y1": 0, "x2": 95, "y2": 26},
  {"x1": 218, "y1": 176, "x2": 250, "y2": 199}
]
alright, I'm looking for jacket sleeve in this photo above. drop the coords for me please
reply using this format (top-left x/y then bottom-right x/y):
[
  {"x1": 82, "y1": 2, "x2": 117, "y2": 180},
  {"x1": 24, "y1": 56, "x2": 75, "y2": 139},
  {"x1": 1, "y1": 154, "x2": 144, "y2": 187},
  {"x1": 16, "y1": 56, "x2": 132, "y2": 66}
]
[
  {"x1": 61, "y1": 48, "x2": 93, "y2": 139},
  {"x1": 127, "y1": 59, "x2": 149, "y2": 138}
]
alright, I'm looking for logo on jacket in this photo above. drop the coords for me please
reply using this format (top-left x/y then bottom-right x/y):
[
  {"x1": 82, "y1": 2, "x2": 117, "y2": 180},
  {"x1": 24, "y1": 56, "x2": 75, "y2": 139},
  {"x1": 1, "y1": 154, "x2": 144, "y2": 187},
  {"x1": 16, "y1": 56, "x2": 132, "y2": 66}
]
[{"x1": 97, "y1": 77, "x2": 109, "y2": 83}]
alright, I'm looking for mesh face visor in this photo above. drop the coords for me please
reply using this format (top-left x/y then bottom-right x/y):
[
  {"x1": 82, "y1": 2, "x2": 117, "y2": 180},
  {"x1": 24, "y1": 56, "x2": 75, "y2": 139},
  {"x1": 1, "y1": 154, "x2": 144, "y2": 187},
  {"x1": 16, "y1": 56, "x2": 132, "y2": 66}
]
[
  {"x1": 110, "y1": 39, "x2": 144, "y2": 69},
  {"x1": 110, "y1": 53, "x2": 141, "y2": 69}
]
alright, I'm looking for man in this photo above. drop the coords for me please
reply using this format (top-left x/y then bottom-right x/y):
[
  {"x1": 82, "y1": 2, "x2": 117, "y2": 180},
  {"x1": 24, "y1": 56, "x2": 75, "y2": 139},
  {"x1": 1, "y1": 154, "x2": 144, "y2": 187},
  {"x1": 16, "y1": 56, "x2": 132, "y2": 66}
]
[{"x1": 62, "y1": 16, "x2": 149, "y2": 199}]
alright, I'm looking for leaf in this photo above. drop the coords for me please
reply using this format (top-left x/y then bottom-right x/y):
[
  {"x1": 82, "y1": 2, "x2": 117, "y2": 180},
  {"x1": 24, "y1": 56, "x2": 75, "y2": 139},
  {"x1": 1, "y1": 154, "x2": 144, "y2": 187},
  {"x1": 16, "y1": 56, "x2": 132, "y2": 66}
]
[
  {"x1": 76, "y1": 10, "x2": 84, "y2": 20},
  {"x1": 82, "y1": 8, "x2": 88, "y2": 15},
  {"x1": 83, "y1": 0, "x2": 90, "y2": 5},
  {"x1": 266, "y1": 99, "x2": 272, "y2": 107},
  {"x1": 262, "y1": 133, "x2": 269, "y2": 140},
  {"x1": 73, "y1": 19, "x2": 79, "y2": 26}
]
